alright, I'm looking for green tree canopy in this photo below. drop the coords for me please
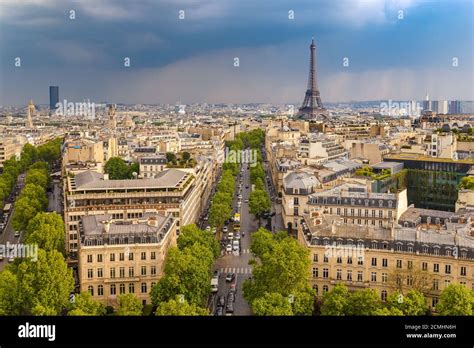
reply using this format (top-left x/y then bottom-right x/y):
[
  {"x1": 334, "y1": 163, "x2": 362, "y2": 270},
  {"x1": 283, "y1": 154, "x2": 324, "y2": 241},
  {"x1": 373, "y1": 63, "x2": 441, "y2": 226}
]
[
  {"x1": 68, "y1": 292, "x2": 106, "y2": 316},
  {"x1": 249, "y1": 189, "x2": 271, "y2": 218},
  {"x1": 386, "y1": 290, "x2": 427, "y2": 316},
  {"x1": 104, "y1": 157, "x2": 132, "y2": 180},
  {"x1": 177, "y1": 224, "x2": 220, "y2": 259},
  {"x1": 25, "y1": 168, "x2": 49, "y2": 189},
  {"x1": 155, "y1": 296, "x2": 209, "y2": 316},
  {"x1": 252, "y1": 292, "x2": 293, "y2": 316},
  {"x1": 116, "y1": 294, "x2": 143, "y2": 316},
  {"x1": 320, "y1": 284, "x2": 350, "y2": 316},
  {"x1": 436, "y1": 284, "x2": 474, "y2": 315},
  {"x1": 25, "y1": 212, "x2": 65, "y2": 253}
]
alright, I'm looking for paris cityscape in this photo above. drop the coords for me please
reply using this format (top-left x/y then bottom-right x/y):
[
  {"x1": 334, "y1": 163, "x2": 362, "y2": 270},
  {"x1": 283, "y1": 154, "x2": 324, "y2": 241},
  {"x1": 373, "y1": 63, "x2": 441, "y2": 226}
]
[{"x1": 0, "y1": 0, "x2": 473, "y2": 345}]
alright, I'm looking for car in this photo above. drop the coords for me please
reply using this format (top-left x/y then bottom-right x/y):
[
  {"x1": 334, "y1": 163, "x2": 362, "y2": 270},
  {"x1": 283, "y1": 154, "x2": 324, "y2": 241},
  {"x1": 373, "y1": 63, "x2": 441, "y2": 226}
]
[
  {"x1": 223, "y1": 226, "x2": 228, "y2": 233},
  {"x1": 245, "y1": 185, "x2": 249, "y2": 189},
  {"x1": 227, "y1": 232, "x2": 234, "y2": 239},
  {"x1": 229, "y1": 283, "x2": 237, "y2": 293},
  {"x1": 238, "y1": 194, "x2": 242, "y2": 199},
  {"x1": 214, "y1": 306, "x2": 224, "y2": 316},
  {"x1": 226, "y1": 244, "x2": 232, "y2": 253},
  {"x1": 232, "y1": 240, "x2": 240, "y2": 251},
  {"x1": 8, "y1": 257, "x2": 14, "y2": 263},
  {"x1": 0, "y1": 255, "x2": 4, "y2": 261},
  {"x1": 213, "y1": 270, "x2": 220, "y2": 278},
  {"x1": 225, "y1": 272, "x2": 235, "y2": 283},
  {"x1": 237, "y1": 202, "x2": 242, "y2": 207},
  {"x1": 227, "y1": 290, "x2": 235, "y2": 302},
  {"x1": 244, "y1": 199, "x2": 249, "y2": 203},
  {"x1": 218, "y1": 296, "x2": 225, "y2": 307},
  {"x1": 14, "y1": 231, "x2": 20, "y2": 238},
  {"x1": 203, "y1": 215, "x2": 209, "y2": 221},
  {"x1": 234, "y1": 233, "x2": 240, "y2": 240},
  {"x1": 225, "y1": 302, "x2": 234, "y2": 315}
]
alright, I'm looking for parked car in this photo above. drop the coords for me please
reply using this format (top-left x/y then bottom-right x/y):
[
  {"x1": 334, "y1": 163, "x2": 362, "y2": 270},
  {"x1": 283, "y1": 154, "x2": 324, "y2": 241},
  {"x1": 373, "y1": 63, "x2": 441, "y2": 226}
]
[
  {"x1": 226, "y1": 244, "x2": 232, "y2": 253},
  {"x1": 0, "y1": 255, "x2": 4, "y2": 261},
  {"x1": 206, "y1": 226, "x2": 211, "y2": 231},
  {"x1": 232, "y1": 240, "x2": 240, "y2": 251},
  {"x1": 244, "y1": 199, "x2": 249, "y2": 203},
  {"x1": 234, "y1": 233, "x2": 240, "y2": 240},
  {"x1": 8, "y1": 256, "x2": 14, "y2": 263},
  {"x1": 214, "y1": 306, "x2": 224, "y2": 316},
  {"x1": 227, "y1": 232, "x2": 234, "y2": 239},
  {"x1": 225, "y1": 272, "x2": 235, "y2": 283},
  {"x1": 14, "y1": 231, "x2": 20, "y2": 238},
  {"x1": 223, "y1": 226, "x2": 228, "y2": 233},
  {"x1": 218, "y1": 296, "x2": 225, "y2": 307}
]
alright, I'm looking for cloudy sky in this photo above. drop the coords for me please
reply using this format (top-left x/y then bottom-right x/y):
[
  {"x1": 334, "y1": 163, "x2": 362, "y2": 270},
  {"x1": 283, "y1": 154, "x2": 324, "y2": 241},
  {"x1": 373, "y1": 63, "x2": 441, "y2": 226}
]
[{"x1": 0, "y1": 0, "x2": 473, "y2": 106}]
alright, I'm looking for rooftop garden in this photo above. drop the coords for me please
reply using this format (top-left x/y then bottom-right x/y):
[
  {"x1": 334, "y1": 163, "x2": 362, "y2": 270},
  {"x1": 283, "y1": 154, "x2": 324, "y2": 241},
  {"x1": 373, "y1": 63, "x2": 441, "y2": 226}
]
[{"x1": 355, "y1": 166, "x2": 391, "y2": 181}]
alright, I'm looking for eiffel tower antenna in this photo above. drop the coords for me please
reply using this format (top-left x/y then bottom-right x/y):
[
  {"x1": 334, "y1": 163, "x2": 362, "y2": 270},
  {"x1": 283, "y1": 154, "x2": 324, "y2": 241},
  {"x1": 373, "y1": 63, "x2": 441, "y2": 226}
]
[{"x1": 298, "y1": 38, "x2": 327, "y2": 119}]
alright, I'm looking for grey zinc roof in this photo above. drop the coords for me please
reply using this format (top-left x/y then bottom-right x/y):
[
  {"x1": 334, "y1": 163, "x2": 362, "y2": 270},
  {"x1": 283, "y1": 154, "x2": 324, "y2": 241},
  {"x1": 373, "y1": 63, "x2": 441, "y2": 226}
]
[
  {"x1": 73, "y1": 168, "x2": 189, "y2": 190},
  {"x1": 284, "y1": 172, "x2": 320, "y2": 190},
  {"x1": 82, "y1": 213, "x2": 168, "y2": 236}
]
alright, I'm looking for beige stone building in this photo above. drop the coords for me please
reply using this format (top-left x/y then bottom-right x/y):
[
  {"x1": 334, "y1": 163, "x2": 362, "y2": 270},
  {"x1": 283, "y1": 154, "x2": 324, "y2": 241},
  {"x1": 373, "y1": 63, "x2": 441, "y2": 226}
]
[
  {"x1": 299, "y1": 207, "x2": 474, "y2": 310},
  {"x1": 0, "y1": 137, "x2": 18, "y2": 168},
  {"x1": 78, "y1": 212, "x2": 177, "y2": 306}
]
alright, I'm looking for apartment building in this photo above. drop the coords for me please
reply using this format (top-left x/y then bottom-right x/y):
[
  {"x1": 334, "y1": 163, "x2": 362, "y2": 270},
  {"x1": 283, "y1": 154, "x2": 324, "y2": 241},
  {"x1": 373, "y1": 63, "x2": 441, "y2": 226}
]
[
  {"x1": 298, "y1": 207, "x2": 474, "y2": 310},
  {"x1": 139, "y1": 155, "x2": 168, "y2": 178},
  {"x1": 64, "y1": 168, "x2": 199, "y2": 258},
  {"x1": 0, "y1": 137, "x2": 17, "y2": 168},
  {"x1": 307, "y1": 183, "x2": 408, "y2": 228},
  {"x1": 298, "y1": 134, "x2": 347, "y2": 163},
  {"x1": 78, "y1": 212, "x2": 177, "y2": 306}
]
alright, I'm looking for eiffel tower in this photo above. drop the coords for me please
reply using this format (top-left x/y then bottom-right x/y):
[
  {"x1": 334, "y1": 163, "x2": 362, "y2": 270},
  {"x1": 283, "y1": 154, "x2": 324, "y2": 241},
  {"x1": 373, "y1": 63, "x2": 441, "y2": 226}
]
[{"x1": 298, "y1": 38, "x2": 328, "y2": 119}]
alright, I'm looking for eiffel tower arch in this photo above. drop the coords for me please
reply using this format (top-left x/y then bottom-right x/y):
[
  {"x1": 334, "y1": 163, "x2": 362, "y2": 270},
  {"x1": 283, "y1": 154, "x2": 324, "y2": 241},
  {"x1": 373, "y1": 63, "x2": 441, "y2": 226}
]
[{"x1": 297, "y1": 38, "x2": 328, "y2": 120}]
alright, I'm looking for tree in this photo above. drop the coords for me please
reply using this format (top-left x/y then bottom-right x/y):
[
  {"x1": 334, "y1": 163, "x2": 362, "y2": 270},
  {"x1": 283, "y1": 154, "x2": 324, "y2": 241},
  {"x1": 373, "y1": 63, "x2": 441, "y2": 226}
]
[
  {"x1": 386, "y1": 290, "x2": 427, "y2": 316},
  {"x1": 250, "y1": 163, "x2": 265, "y2": 184},
  {"x1": 166, "y1": 152, "x2": 177, "y2": 164},
  {"x1": 116, "y1": 294, "x2": 143, "y2": 315},
  {"x1": 25, "y1": 168, "x2": 49, "y2": 188},
  {"x1": 249, "y1": 189, "x2": 271, "y2": 221},
  {"x1": 255, "y1": 177, "x2": 265, "y2": 191},
  {"x1": 209, "y1": 203, "x2": 231, "y2": 229},
  {"x1": 20, "y1": 183, "x2": 48, "y2": 209},
  {"x1": 151, "y1": 244, "x2": 214, "y2": 306},
  {"x1": 320, "y1": 284, "x2": 350, "y2": 316},
  {"x1": 130, "y1": 162, "x2": 139, "y2": 176},
  {"x1": 25, "y1": 212, "x2": 65, "y2": 253},
  {"x1": 12, "y1": 197, "x2": 43, "y2": 232},
  {"x1": 346, "y1": 289, "x2": 381, "y2": 315},
  {"x1": 155, "y1": 296, "x2": 209, "y2": 316},
  {"x1": 68, "y1": 292, "x2": 106, "y2": 316},
  {"x1": 0, "y1": 249, "x2": 74, "y2": 315},
  {"x1": 177, "y1": 224, "x2": 220, "y2": 259},
  {"x1": 373, "y1": 307, "x2": 404, "y2": 316},
  {"x1": 436, "y1": 284, "x2": 474, "y2": 315},
  {"x1": 244, "y1": 230, "x2": 314, "y2": 315},
  {"x1": 182, "y1": 152, "x2": 191, "y2": 162},
  {"x1": 252, "y1": 292, "x2": 293, "y2": 316},
  {"x1": 104, "y1": 157, "x2": 131, "y2": 180}
]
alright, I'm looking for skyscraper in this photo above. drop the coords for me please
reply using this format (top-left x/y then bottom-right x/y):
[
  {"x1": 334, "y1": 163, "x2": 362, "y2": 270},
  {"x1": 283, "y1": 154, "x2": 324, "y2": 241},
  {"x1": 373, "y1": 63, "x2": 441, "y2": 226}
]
[
  {"x1": 449, "y1": 100, "x2": 461, "y2": 114},
  {"x1": 49, "y1": 86, "x2": 59, "y2": 110}
]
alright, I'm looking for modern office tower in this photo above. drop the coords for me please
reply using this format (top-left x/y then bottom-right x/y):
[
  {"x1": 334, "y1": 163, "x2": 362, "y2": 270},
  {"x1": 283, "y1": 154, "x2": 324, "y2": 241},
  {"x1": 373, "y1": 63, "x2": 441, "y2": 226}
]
[
  {"x1": 49, "y1": 86, "x2": 59, "y2": 110},
  {"x1": 298, "y1": 38, "x2": 327, "y2": 119},
  {"x1": 431, "y1": 101, "x2": 439, "y2": 113},
  {"x1": 449, "y1": 100, "x2": 462, "y2": 114},
  {"x1": 422, "y1": 93, "x2": 431, "y2": 111},
  {"x1": 438, "y1": 100, "x2": 448, "y2": 114}
]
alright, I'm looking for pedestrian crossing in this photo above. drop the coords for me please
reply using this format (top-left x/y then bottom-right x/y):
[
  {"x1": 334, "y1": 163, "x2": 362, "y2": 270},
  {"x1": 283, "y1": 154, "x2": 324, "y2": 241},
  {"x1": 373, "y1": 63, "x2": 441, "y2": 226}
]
[{"x1": 219, "y1": 267, "x2": 253, "y2": 275}]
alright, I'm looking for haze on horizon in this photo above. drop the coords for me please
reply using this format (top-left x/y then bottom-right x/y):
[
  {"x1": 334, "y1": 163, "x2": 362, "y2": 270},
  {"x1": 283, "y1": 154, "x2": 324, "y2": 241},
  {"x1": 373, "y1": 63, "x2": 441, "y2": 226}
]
[{"x1": 0, "y1": 0, "x2": 473, "y2": 106}]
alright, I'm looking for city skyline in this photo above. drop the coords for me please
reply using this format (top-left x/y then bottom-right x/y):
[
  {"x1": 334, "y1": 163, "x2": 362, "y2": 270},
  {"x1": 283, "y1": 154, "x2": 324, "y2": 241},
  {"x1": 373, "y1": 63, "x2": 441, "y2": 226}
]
[{"x1": 0, "y1": 0, "x2": 473, "y2": 106}]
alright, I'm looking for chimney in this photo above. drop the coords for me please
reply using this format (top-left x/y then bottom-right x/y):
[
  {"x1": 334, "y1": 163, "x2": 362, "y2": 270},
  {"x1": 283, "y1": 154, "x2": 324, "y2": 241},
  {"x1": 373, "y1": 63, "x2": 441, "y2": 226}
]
[
  {"x1": 103, "y1": 173, "x2": 109, "y2": 180},
  {"x1": 103, "y1": 221, "x2": 110, "y2": 233}
]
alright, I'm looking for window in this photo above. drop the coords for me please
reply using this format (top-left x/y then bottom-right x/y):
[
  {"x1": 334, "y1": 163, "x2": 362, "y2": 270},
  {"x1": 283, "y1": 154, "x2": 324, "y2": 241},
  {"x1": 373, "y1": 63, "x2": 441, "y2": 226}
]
[
  {"x1": 98, "y1": 285, "x2": 104, "y2": 296},
  {"x1": 323, "y1": 268, "x2": 329, "y2": 278},
  {"x1": 141, "y1": 252, "x2": 146, "y2": 260},
  {"x1": 396, "y1": 244, "x2": 402, "y2": 252},
  {"x1": 382, "y1": 258, "x2": 388, "y2": 267},
  {"x1": 110, "y1": 253, "x2": 115, "y2": 262},
  {"x1": 128, "y1": 253, "x2": 134, "y2": 261},
  {"x1": 461, "y1": 266, "x2": 467, "y2": 276},
  {"x1": 87, "y1": 255, "x2": 92, "y2": 263},
  {"x1": 141, "y1": 283, "x2": 147, "y2": 293},
  {"x1": 88, "y1": 285, "x2": 94, "y2": 296},
  {"x1": 357, "y1": 271, "x2": 363, "y2": 282},
  {"x1": 444, "y1": 279, "x2": 451, "y2": 288},
  {"x1": 371, "y1": 257, "x2": 377, "y2": 266},
  {"x1": 396, "y1": 260, "x2": 402, "y2": 269},
  {"x1": 141, "y1": 266, "x2": 146, "y2": 276},
  {"x1": 312, "y1": 268, "x2": 318, "y2": 278},
  {"x1": 336, "y1": 269, "x2": 342, "y2": 280},
  {"x1": 151, "y1": 252, "x2": 156, "y2": 260},
  {"x1": 347, "y1": 256, "x2": 353, "y2": 264},
  {"x1": 347, "y1": 270, "x2": 352, "y2": 281},
  {"x1": 422, "y1": 262, "x2": 428, "y2": 271},
  {"x1": 422, "y1": 246, "x2": 428, "y2": 254},
  {"x1": 129, "y1": 283, "x2": 135, "y2": 294},
  {"x1": 87, "y1": 269, "x2": 93, "y2": 279},
  {"x1": 382, "y1": 273, "x2": 388, "y2": 283},
  {"x1": 408, "y1": 261, "x2": 413, "y2": 269},
  {"x1": 381, "y1": 290, "x2": 387, "y2": 301},
  {"x1": 119, "y1": 253, "x2": 124, "y2": 261},
  {"x1": 313, "y1": 284, "x2": 318, "y2": 294},
  {"x1": 371, "y1": 272, "x2": 377, "y2": 282},
  {"x1": 110, "y1": 284, "x2": 116, "y2": 295},
  {"x1": 151, "y1": 266, "x2": 157, "y2": 276},
  {"x1": 119, "y1": 283, "x2": 126, "y2": 294},
  {"x1": 433, "y1": 248, "x2": 440, "y2": 256},
  {"x1": 110, "y1": 268, "x2": 116, "y2": 278},
  {"x1": 357, "y1": 257, "x2": 363, "y2": 265},
  {"x1": 129, "y1": 267, "x2": 134, "y2": 277},
  {"x1": 371, "y1": 242, "x2": 377, "y2": 249},
  {"x1": 313, "y1": 254, "x2": 318, "y2": 262},
  {"x1": 337, "y1": 256, "x2": 342, "y2": 264},
  {"x1": 97, "y1": 254, "x2": 103, "y2": 262},
  {"x1": 432, "y1": 279, "x2": 439, "y2": 290},
  {"x1": 323, "y1": 255, "x2": 329, "y2": 263},
  {"x1": 407, "y1": 245, "x2": 413, "y2": 253},
  {"x1": 445, "y1": 265, "x2": 451, "y2": 274},
  {"x1": 433, "y1": 264, "x2": 439, "y2": 273},
  {"x1": 97, "y1": 268, "x2": 103, "y2": 278},
  {"x1": 120, "y1": 267, "x2": 125, "y2": 278},
  {"x1": 407, "y1": 276, "x2": 413, "y2": 286},
  {"x1": 446, "y1": 249, "x2": 451, "y2": 256}
]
